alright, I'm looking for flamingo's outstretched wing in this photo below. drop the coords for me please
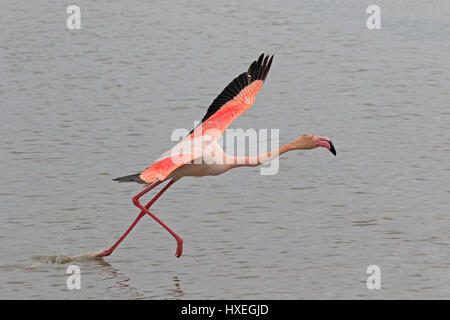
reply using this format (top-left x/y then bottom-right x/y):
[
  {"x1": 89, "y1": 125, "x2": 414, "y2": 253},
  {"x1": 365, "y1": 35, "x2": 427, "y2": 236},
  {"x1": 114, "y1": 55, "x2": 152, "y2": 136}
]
[
  {"x1": 139, "y1": 54, "x2": 274, "y2": 184},
  {"x1": 190, "y1": 53, "x2": 274, "y2": 139}
]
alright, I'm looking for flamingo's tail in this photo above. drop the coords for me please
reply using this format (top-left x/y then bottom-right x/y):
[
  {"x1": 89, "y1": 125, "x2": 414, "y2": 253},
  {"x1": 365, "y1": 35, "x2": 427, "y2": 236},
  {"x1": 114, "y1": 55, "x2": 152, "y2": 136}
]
[{"x1": 113, "y1": 173, "x2": 146, "y2": 184}]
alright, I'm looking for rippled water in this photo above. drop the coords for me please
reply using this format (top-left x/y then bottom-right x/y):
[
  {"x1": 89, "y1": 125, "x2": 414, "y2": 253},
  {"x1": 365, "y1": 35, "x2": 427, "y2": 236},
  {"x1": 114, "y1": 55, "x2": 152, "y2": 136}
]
[{"x1": 1, "y1": 0, "x2": 449, "y2": 299}]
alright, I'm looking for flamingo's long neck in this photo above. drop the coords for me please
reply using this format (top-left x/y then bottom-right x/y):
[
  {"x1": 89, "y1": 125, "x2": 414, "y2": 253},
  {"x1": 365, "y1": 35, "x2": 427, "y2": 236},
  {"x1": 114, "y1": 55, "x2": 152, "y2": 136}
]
[{"x1": 229, "y1": 143, "x2": 295, "y2": 168}]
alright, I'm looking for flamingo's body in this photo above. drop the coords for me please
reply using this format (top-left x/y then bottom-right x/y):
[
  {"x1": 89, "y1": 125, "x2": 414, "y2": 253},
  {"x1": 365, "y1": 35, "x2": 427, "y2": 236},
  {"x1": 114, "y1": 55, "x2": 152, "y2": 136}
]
[{"x1": 96, "y1": 54, "x2": 336, "y2": 258}]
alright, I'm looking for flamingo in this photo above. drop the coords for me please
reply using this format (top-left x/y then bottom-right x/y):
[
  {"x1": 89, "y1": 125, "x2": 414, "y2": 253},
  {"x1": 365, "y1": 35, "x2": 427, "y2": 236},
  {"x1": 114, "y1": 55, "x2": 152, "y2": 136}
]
[{"x1": 96, "y1": 54, "x2": 336, "y2": 259}]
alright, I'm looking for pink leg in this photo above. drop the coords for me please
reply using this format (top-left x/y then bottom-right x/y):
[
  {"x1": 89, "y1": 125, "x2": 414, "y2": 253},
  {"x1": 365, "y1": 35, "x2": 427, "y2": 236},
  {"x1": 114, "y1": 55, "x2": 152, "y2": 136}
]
[
  {"x1": 96, "y1": 180, "x2": 178, "y2": 257},
  {"x1": 131, "y1": 180, "x2": 183, "y2": 257}
]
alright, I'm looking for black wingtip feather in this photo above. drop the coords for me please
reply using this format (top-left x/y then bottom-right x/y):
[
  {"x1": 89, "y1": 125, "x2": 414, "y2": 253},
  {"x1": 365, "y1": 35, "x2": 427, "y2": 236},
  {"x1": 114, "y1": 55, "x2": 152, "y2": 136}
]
[{"x1": 263, "y1": 55, "x2": 274, "y2": 81}]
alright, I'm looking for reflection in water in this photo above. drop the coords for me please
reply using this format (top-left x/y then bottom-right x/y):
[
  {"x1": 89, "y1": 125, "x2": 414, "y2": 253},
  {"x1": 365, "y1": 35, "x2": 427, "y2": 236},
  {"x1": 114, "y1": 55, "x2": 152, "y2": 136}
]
[
  {"x1": 95, "y1": 259, "x2": 147, "y2": 299},
  {"x1": 168, "y1": 276, "x2": 185, "y2": 299},
  {"x1": 96, "y1": 261, "x2": 186, "y2": 299}
]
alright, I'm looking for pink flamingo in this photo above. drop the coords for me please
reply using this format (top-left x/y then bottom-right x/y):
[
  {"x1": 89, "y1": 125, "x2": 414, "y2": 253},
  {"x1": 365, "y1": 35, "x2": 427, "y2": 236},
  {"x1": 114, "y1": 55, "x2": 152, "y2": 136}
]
[{"x1": 96, "y1": 54, "x2": 336, "y2": 258}]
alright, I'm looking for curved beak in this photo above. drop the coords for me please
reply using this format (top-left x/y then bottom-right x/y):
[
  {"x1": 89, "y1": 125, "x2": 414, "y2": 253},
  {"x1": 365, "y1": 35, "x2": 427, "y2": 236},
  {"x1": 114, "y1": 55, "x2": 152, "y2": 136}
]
[{"x1": 329, "y1": 140, "x2": 337, "y2": 156}]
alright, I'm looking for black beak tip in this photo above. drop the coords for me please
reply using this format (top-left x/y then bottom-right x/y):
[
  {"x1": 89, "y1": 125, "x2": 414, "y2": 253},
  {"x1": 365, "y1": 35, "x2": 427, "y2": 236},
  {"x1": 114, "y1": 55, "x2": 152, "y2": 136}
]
[{"x1": 329, "y1": 141, "x2": 337, "y2": 156}]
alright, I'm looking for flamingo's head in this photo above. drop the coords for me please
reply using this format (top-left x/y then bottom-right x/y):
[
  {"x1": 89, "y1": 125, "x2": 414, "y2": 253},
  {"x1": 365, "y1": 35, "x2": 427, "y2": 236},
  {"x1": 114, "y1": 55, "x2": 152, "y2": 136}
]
[{"x1": 292, "y1": 134, "x2": 337, "y2": 156}]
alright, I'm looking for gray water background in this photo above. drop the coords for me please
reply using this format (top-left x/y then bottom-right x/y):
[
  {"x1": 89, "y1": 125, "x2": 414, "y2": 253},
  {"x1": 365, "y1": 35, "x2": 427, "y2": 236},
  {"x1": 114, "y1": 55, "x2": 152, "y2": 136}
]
[{"x1": 0, "y1": 0, "x2": 449, "y2": 299}]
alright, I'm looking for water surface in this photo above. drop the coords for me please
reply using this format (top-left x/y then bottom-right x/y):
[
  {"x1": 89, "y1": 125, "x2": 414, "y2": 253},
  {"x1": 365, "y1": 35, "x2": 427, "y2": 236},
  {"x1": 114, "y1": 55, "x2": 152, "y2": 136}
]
[{"x1": 0, "y1": 0, "x2": 449, "y2": 299}]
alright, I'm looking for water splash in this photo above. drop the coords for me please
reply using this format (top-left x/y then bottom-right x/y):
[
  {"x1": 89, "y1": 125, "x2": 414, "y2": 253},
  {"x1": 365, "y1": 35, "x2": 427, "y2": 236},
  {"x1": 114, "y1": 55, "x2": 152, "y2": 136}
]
[{"x1": 34, "y1": 251, "x2": 104, "y2": 264}]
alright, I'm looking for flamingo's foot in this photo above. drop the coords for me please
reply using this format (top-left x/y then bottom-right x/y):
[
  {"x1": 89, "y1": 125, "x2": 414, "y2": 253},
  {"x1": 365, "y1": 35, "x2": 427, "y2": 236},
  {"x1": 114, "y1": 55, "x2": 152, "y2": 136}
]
[
  {"x1": 95, "y1": 249, "x2": 112, "y2": 258},
  {"x1": 175, "y1": 239, "x2": 183, "y2": 258}
]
